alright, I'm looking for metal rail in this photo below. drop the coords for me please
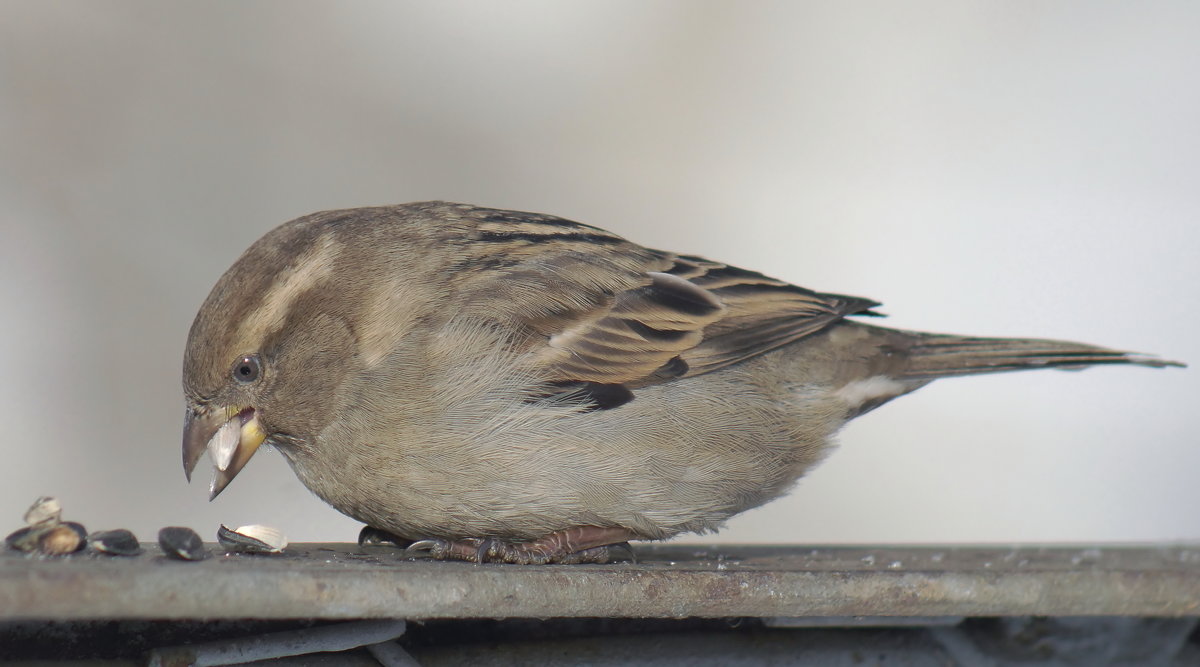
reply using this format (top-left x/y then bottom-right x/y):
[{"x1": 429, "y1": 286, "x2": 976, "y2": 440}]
[{"x1": 4, "y1": 543, "x2": 1199, "y2": 620}]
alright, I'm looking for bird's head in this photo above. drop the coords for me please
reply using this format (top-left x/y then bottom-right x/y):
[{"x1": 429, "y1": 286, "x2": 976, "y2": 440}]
[{"x1": 181, "y1": 216, "x2": 363, "y2": 499}]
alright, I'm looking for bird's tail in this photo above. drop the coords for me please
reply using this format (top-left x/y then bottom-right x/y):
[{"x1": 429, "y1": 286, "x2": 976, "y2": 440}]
[{"x1": 895, "y1": 331, "x2": 1184, "y2": 380}]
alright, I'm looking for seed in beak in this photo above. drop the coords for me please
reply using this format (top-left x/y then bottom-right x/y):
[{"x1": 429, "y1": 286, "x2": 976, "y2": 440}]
[{"x1": 208, "y1": 418, "x2": 242, "y2": 472}]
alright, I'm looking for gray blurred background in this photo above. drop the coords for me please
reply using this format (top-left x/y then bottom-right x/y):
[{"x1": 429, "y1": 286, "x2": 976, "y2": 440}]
[{"x1": 2, "y1": 1, "x2": 1197, "y2": 545}]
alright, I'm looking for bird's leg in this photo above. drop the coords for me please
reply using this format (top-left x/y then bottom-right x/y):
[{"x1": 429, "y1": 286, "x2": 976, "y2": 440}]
[{"x1": 405, "y1": 525, "x2": 638, "y2": 564}]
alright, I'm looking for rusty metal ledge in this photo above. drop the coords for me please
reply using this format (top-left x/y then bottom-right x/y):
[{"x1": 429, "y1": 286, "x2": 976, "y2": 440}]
[{"x1": 3, "y1": 543, "x2": 1198, "y2": 620}]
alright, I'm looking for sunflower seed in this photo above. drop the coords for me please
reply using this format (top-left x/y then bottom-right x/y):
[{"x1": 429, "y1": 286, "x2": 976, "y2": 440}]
[
  {"x1": 88, "y1": 529, "x2": 142, "y2": 556},
  {"x1": 5, "y1": 525, "x2": 47, "y2": 552},
  {"x1": 158, "y1": 526, "x2": 209, "y2": 561}
]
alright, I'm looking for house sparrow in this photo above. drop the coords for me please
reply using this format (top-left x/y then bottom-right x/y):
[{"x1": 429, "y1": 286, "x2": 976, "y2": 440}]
[{"x1": 182, "y1": 202, "x2": 1182, "y2": 563}]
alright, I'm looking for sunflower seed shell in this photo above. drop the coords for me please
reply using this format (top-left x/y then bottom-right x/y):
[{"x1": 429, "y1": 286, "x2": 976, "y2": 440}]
[
  {"x1": 23, "y1": 496, "x2": 63, "y2": 528},
  {"x1": 217, "y1": 524, "x2": 288, "y2": 554},
  {"x1": 39, "y1": 522, "x2": 87, "y2": 556}
]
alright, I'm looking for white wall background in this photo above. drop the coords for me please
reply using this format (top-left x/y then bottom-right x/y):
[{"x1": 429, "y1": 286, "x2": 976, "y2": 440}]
[{"x1": 1, "y1": 1, "x2": 1196, "y2": 545}]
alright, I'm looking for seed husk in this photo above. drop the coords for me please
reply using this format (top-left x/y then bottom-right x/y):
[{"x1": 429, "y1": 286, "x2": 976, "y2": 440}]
[
  {"x1": 88, "y1": 529, "x2": 142, "y2": 556},
  {"x1": 23, "y1": 496, "x2": 62, "y2": 528},
  {"x1": 217, "y1": 524, "x2": 288, "y2": 554},
  {"x1": 158, "y1": 526, "x2": 209, "y2": 561},
  {"x1": 39, "y1": 522, "x2": 87, "y2": 556}
]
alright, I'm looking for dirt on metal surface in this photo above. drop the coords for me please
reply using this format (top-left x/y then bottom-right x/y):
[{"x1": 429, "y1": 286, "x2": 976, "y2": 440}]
[{"x1": 2, "y1": 543, "x2": 1199, "y2": 620}]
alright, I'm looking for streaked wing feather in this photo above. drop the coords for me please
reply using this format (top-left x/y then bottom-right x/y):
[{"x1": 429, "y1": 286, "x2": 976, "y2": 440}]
[
  {"x1": 534, "y1": 271, "x2": 724, "y2": 385},
  {"x1": 449, "y1": 206, "x2": 878, "y2": 392}
]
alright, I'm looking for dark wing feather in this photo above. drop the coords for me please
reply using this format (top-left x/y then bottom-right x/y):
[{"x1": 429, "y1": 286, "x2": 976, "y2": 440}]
[{"x1": 671, "y1": 255, "x2": 880, "y2": 376}]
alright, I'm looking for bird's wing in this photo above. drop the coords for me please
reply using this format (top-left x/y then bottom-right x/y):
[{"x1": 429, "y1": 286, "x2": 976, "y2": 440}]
[
  {"x1": 661, "y1": 254, "x2": 880, "y2": 378},
  {"x1": 448, "y1": 206, "x2": 879, "y2": 403}
]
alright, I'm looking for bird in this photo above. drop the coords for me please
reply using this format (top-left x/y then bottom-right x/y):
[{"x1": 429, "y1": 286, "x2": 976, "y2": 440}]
[{"x1": 182, "y1": 202, "x2": 1182, "y2": 564}]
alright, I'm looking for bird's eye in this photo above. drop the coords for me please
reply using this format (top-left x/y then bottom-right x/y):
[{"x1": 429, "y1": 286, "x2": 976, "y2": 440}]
[{"x1": 232, "y1": 355, "x2": 261, "y2": 384}]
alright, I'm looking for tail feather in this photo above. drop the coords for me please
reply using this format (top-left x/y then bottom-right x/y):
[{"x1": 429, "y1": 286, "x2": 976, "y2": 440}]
[{"x1": 897, "y1": 333, "x2": 1185, "y2": 380}]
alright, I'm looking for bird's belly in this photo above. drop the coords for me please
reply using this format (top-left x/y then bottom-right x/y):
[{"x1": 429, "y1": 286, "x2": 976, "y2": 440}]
[{"x1": 289, "y1": 377, "x2": 844, "y2": 541}]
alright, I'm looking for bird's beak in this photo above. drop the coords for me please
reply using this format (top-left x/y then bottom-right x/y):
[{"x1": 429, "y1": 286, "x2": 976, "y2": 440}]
[{"x1": 182, "y1": 405, "x2": 267, "y2": 500}]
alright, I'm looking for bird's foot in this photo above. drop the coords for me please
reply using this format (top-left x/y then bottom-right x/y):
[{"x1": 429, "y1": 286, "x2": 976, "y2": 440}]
[{"x1": 404, "y1": 525, "x2": 638, "y2": 564}]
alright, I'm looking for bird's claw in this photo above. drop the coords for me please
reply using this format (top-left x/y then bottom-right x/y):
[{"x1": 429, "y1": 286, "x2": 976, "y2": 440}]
[
  {"x1": 404, "y1": 537, "x2": 493, "y2": 562},
  {"x1": 404, "y1": 538, "x2": 451, "y2": 559}
]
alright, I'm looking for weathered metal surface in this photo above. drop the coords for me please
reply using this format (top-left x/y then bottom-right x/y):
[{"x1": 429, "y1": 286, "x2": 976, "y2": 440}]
[
  {"x1": 2, "y1": 543, "x2": 1198, "y2": 620},
  {"x1": 6, "y1": 617, "x2": 1199, "y2": 665},
  {"x1": 144, "y1": 619, "x2": 409, "y2": 666}
]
